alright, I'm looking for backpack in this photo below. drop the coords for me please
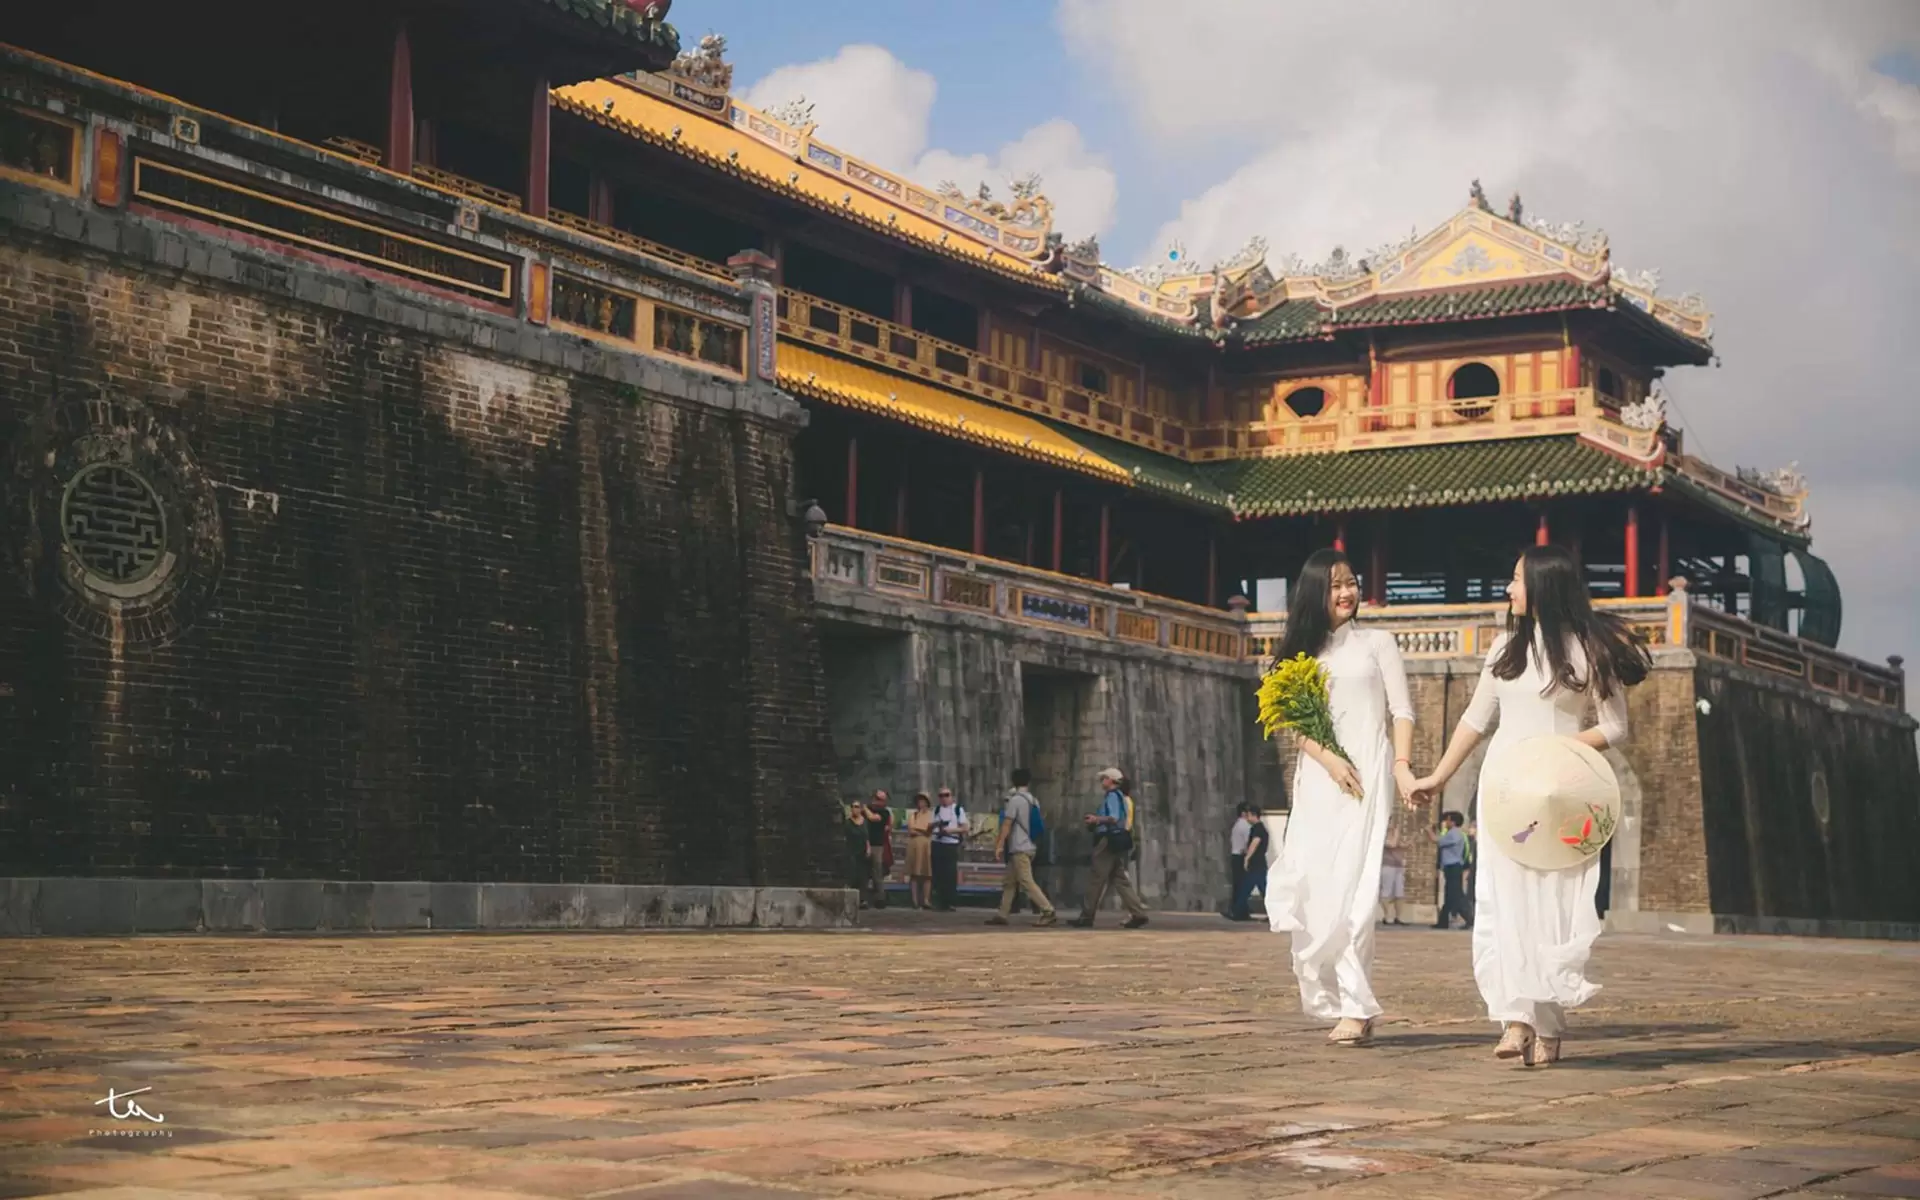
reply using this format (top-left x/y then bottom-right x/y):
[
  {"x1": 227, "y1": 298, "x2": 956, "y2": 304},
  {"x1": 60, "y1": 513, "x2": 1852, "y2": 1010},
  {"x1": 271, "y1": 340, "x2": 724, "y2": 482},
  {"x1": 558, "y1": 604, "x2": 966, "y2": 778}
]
[{"x1": 1004, "y1": 789, "x2": 1046, "y2": 845}]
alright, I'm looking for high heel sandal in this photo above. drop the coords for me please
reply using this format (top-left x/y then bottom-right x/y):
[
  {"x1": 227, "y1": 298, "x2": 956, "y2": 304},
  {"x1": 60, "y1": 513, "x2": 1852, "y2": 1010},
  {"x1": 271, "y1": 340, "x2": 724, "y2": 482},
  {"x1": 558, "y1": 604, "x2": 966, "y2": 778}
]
[
  {"x1": 1329, "y1": 1017, "x2": 1374, "y2": 1046},
  {"x1": 1494, "y1": 1022, "x2": 1535, "y2": 1060},
  {"x1": 1525, "y1": 1036, "x2": 1562, "y2": 1067}
]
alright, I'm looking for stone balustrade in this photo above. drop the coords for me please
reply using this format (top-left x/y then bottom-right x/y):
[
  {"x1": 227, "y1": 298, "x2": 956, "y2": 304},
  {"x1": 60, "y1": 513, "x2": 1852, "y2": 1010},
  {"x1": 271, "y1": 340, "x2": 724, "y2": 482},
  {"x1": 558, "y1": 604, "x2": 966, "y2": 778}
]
[{"x1": 808, "y1": 525, "x2": 1246, "y2": 660}]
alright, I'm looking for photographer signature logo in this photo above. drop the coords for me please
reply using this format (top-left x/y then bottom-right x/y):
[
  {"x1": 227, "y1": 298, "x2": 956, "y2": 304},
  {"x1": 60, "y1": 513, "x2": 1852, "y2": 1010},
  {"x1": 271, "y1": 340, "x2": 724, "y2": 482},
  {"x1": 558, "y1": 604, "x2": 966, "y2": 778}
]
[{"x1": 89, "y1": 1087, "x2": 171, "y2": 1139}]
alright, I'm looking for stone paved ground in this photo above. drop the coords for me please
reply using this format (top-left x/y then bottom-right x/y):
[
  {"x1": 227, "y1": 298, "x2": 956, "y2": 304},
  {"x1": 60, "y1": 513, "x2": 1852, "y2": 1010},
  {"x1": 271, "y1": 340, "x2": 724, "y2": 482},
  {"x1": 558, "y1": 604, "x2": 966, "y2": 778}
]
[{"x1": 3, "y1": 913, "x2": 1919, "y2": 1200}]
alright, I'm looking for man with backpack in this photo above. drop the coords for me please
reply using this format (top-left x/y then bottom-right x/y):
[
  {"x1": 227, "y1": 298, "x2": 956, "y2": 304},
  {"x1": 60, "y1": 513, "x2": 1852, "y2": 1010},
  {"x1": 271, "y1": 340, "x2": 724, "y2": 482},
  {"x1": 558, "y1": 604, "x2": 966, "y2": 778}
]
[
  {"x1": 986, "y1": 768, "x2": 1057, "y2": 926},
  {"x1": 1070, "y1": 767, "x2": 1150, "y2": 929}
]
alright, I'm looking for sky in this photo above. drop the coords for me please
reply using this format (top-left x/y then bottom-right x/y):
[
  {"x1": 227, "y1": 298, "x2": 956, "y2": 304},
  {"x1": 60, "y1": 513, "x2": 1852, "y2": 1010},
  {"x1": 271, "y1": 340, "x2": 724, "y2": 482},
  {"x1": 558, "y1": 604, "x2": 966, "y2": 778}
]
[{"x1": 703, "y1": 0, "x2": 1920, "y2": 684}]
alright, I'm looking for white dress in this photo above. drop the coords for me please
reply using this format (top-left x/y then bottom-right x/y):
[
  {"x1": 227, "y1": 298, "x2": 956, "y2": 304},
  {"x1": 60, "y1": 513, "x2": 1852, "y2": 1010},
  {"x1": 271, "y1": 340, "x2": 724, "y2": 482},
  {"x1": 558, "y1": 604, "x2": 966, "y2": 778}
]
[
  {"x1": 1462, "y1": 632, "x2": 1629, "y2": 1037},
  {"x1": 1267, "y1": 624, "x2": 1412, "y2": 1021}
]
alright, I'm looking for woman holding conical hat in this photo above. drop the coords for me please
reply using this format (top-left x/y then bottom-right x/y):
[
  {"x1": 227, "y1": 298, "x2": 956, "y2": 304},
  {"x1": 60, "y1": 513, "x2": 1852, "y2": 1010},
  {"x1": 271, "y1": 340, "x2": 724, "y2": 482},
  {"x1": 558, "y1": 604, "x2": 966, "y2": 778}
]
[
  {"x1": 1413, "y1": 544, "x2": 1649, "y2": 1066},
  {"x1": 1264, "y1": 549, "x2": 1419, "y2": 1048}
]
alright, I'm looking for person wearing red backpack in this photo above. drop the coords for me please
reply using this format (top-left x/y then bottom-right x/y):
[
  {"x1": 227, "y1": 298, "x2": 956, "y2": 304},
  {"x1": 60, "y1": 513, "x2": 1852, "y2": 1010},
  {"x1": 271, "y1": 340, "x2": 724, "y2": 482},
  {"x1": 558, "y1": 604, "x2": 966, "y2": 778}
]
[{"x1": 986, "y1": 767, "x2": 1057, "y2": 926}]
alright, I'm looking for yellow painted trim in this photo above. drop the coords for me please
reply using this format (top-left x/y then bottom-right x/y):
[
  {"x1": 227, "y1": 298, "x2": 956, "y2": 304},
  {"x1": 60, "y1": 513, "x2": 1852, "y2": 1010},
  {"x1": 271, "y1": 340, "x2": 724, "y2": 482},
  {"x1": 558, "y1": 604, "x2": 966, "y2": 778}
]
[
  {"x1": 780, "y1": 345, "x2": 1129, "y2": 485},
  {"x1": 555, "y1": 79, "x2": 1060, "y2": 287}
]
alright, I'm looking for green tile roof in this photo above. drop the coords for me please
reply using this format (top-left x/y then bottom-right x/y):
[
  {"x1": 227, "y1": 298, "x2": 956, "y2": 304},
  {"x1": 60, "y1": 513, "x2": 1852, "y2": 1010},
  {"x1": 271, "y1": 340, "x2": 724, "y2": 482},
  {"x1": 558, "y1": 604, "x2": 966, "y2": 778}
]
[
  {"x1": 1237, "y1": 278, "x2": 1614, "y2": 346},
  {"x1": 1203, "y1": 436, "x2": 1659, "y2": 518},
  {"x1": 1067, "y1": 284, "x2": 1216, "y2": 340},
  {"x1": 1051, "y1": 423, "x2": 1234, "y2": 508},
  {"x1": 532, "y1": 0, "x2": 680, "y2": 61},
  {"x1": 1663, "y1": 472, "x2": 1811, "y2": 546}
]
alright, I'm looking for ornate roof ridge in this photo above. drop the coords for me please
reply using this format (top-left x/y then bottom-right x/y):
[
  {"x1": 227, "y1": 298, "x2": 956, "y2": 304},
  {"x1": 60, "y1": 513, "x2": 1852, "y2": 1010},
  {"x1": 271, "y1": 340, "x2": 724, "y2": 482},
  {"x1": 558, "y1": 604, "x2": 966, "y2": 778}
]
[
  {"x1": 1213, "y1": 185, "x2": 1711, "y2": 345},
  {"x1": 599, "y1": 38, "x2": 1059, "y2": 264}
]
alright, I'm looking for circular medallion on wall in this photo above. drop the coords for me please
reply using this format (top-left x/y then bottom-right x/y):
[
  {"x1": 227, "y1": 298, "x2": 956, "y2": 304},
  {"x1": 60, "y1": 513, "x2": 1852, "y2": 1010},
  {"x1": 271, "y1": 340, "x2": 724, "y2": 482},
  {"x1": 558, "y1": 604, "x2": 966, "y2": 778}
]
[{"x1": 4, "y1": 393, "x2": 223, "y2": 646}]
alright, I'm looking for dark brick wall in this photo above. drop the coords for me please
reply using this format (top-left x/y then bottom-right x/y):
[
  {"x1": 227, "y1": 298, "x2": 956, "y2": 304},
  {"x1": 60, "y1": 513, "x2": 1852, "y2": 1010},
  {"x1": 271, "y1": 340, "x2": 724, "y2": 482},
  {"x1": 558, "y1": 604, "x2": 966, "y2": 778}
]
[
  {"x1": 0, "y1": 224, "x2": 843, "y2": 887},
  {"x1": 1695, "y1": 662, "x2": 1920, "y2": 924}
]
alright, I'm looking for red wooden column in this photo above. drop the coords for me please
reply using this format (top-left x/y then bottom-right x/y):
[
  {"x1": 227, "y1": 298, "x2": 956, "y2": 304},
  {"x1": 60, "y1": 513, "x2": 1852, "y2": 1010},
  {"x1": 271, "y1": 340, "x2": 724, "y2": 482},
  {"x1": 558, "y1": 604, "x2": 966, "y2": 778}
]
[
  {"x1": 1535, "y1": 510, "x2": 1551, "y2": 546},
  {"x1": 1206, "y1": 534, "x2": 1218, "y2": 608},
  {"x1": 1655, "y1": 512, "x2": 1672, "y2": 596},
  {"x1": 893, "y1": 281, "x2": 913, "y2": 328},
  {"x1": 1098, "y1": 502, "x2": 1111, "y2": 583},
  {"x1": 1565, "y1": 342, "x2": 1583, "y2": 389},
  {"x1": 893, "y1": 474, "x2": 909, "y2": 538},
  {"x1": 1333, "y1": 518, "x2": 1348, "y2": 553},
  {"x1": 971, "y1": 469, "x2": 986, "y2": 555},
  {"x1": 526, "y1": 73, "x2": 551, "y2": 219},
  {"x1": 844, "y1": 437, "x2": 859, "y2": 528},
  {"x1": 1051, "y1": 488, "x2": 1064, "y2": 573},
  {"x1": 385, "y1": 22, "x2": 414, "y2": 173},
  {"x1": 1624, "y1": 504, "x2": 1642, "y2": 597}
]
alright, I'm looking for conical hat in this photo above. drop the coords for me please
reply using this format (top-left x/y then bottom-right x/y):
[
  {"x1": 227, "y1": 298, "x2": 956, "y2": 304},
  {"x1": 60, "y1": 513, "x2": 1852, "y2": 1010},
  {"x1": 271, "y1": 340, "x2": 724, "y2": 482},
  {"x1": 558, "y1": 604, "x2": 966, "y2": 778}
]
[{"x1": 1480, "y1": 735, "x2": 1621, "y2": 872}]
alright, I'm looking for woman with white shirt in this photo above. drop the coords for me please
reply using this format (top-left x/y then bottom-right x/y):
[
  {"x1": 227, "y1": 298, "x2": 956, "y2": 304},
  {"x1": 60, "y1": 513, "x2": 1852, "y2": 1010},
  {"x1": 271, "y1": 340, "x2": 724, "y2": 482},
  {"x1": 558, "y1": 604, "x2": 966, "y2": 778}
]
[
  {"x1": 1265, "y1": 549, "x2": 1418, "y2": 1047},
  {"x1": 1414, "y1": 544, "x2": 1650, "y2": 1067}
]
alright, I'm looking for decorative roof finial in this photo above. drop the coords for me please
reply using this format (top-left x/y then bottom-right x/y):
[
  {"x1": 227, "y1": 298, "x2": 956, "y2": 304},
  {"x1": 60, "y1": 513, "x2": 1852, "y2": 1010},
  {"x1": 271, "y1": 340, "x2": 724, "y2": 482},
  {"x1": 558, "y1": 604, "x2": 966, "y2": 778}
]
[
  {"x1": 1507, "y1": 192, "x2": 1523, "y2": 224},
  {"x1": 1469, "y1": 179, "x2": 1490, "y2": 212}
]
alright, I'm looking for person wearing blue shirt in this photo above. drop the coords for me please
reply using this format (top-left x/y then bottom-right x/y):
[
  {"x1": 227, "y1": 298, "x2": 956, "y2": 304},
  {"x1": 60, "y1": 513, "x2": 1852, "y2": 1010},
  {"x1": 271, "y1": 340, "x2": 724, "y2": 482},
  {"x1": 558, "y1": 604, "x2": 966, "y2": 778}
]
[
  {"x1": 1069, "y1": 767, "x2": 1149, "y2": 929},
  {"x1": 1432, "y1": 811, "x2": 1474, "y2": 929}
]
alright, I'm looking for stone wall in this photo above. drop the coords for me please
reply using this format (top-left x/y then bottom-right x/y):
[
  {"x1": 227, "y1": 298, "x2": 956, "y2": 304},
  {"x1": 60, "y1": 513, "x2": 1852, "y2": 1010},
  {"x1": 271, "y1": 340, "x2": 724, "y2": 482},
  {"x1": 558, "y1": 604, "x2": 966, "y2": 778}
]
[
  {"x1": 1694, "y1": 658, "x2": 1920, "y2": 926},
  {"x1": 815, "y1": 591, "x2": 1270, "y2": 913},
  {"x1": 0, "y1": 194, "x2": 844, "y2": 891}
]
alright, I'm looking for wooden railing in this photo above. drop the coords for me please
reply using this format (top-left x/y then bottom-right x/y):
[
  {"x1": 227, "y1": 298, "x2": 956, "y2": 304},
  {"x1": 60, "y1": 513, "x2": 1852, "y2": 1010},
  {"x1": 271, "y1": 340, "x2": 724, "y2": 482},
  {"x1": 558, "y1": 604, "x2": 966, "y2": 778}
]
[
  {"x1": 1245, "y1": 591, "x2": 1904, "y2": 711},
  {"x1": 548, "y1": 211, "x2": 735, "y2": 283},
  {"x1": 1189, "y1": 387, "x2": 1658, "y2": 462},
  {"x1": 809, "y1": 525, "x2": 1246, "y2": 662},
  {"x1": 777, "y1": 288, "x2": 1197, "y2": 457},
  {"x1": 1245, "y1": 596, "x2": 1680, "y2": 664}
]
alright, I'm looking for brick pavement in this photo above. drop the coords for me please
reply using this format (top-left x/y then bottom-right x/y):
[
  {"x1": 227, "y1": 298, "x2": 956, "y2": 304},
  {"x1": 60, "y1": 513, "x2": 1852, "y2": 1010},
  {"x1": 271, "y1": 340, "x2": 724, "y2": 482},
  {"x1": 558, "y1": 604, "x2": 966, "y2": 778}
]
[{"x1": 2, "y1": 913, "x2": 1918, "y2": 1199}]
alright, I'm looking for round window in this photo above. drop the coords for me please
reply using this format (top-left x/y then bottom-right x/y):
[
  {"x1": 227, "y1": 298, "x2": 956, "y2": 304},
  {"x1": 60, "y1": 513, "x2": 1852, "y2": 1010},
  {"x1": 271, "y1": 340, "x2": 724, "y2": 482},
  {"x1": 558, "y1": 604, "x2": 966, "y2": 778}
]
[
  {"x1": 61, "y1": 463, "x2": 169, "y2": 585},
  {"x1": 1284, "y1": 386, "x2": 1327, "y2": 419},
  {"x1": 1447, "y1": 362, "x2": 1500, "y2": 420}
]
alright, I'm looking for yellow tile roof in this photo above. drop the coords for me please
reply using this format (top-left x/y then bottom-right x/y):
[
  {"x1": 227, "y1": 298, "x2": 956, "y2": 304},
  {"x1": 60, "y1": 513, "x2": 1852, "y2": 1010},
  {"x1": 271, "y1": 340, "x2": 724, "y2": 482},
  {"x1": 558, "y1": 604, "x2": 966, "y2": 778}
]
[
  {"x1": 554, "y1": 79, "x2": 1065, "y2": 290},
  {"x1": 778, "y1": 345, "x2": 1129, "y2": 484}
]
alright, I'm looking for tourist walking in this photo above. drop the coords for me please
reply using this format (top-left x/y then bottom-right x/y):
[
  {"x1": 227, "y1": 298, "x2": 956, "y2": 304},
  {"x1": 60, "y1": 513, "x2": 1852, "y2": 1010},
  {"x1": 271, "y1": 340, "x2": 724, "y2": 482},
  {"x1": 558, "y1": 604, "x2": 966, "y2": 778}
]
[
  {"x1": 1432, "y1": 812, "x2": 1473, "y2": 928},
  {"x1": 857, "y1": 790, "x2": 893, "y2": 909},
  {"x1": 905, "y1": 792, "x2": 935, "y2": 909},
  {"x1": 1413, "y1": 544, "x2": 1648, "y2": 1067},
  {"x1": 1071, "y1": 768, "x2": 1149, "y2": 929},
  {"x1": 1378, "y1": 835, "x2": 1407, "y2": 926},
  {"x1": 987, "y1": 768, "x2": 1057, "y2": 926},
  {"x1": 1264, "y1": 548, "x2": 1417, "y2": 1047},
  {"x1": 1228, "y1": 805, "x2": 1270, "y2": 921},
  {"x1": 1228, "y1": 803, "x2": 1253, "y2": 911},
  {"x1": 929, "y1": 787, "x2": 968, "y2": 911}
]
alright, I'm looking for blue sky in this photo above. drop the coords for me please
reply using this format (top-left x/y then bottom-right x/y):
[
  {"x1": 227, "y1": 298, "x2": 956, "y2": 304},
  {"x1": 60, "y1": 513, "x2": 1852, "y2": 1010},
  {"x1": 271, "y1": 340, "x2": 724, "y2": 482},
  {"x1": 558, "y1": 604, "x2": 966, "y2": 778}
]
[{"x1": 703, "y1": 1, "x2": 1251, "y2": 264}]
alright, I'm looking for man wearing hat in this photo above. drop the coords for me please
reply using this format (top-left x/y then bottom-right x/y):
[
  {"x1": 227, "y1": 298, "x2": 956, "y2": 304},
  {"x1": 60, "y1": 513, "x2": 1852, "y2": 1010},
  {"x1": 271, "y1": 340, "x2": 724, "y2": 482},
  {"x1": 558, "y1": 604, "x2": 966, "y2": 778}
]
[{"x1": 1069, "y1": 767, "x2": 1150, "y2": 929}]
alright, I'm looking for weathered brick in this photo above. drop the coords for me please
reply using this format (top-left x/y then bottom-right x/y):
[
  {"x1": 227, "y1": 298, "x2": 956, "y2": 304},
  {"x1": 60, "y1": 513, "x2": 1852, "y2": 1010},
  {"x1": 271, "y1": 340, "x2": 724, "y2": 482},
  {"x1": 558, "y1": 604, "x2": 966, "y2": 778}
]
[{"x1": 0, "y1": 221, "x2": 842, "y2": 890}]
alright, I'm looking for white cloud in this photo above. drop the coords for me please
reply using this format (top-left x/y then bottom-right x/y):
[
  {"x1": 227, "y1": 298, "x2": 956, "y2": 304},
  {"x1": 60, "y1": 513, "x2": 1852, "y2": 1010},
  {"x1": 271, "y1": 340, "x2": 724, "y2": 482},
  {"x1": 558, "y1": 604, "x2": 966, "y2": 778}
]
[
  {"x1": 1061, "y1": 0, "x2": 1920, "y2": 682},
  {"x1": 916, "y1": 119, "x2": 1118, "y2": 243},
  {"x1": 741, "y1": 47, "x2": 1119, "y2": 240},
  {"x1": 739, "y1": 44, "x2": 936, "y2": 170}
]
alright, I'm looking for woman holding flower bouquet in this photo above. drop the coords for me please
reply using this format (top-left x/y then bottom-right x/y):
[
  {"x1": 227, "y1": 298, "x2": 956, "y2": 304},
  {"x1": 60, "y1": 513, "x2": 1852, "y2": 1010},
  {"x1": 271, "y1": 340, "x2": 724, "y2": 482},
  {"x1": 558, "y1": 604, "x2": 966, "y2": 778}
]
[
  {"x1": 1260, "y1": 549, "x2": 1417, "y2": 1047},
  {"x1": 1412, "y1": 544, "x2": 1648, "y2": 1066}
]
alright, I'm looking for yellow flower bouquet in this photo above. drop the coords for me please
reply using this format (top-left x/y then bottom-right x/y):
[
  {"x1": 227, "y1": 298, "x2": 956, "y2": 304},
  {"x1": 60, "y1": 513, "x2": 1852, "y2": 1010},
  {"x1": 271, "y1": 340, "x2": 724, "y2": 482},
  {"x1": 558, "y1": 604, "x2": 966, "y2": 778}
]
[{"x1": 1256, "y1": 652, "x2": 1349, "y2": 765}]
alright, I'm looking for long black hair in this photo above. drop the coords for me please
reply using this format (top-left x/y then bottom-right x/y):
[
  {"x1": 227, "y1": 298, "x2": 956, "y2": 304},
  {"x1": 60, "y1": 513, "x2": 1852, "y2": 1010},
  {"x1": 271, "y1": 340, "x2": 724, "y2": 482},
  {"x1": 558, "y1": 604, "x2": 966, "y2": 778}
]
[
  {"x1": 1272, "y1": 548, "x2": 1351, "y2": 667},
  {"x1": 1493, "y1": 544, "x2": 1650, "y2": 700}
]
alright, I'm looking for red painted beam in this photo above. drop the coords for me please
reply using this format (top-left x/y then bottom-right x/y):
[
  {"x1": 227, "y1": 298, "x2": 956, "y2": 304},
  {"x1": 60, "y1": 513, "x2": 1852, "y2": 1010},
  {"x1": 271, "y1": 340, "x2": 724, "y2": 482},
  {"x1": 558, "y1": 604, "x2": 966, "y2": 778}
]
[
  {"x1": 386, "y1": 23, "x2": 414, "y2": 173},
  {"x1": 1625, "y1": 504, "x2": 1642, "y2": 597},
  {"x1": 526, "y1": 74, "x2": 550, "y2": 218},
  {"x1": 844, "y1": 437, "x2": 858, "y2": 528}
]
